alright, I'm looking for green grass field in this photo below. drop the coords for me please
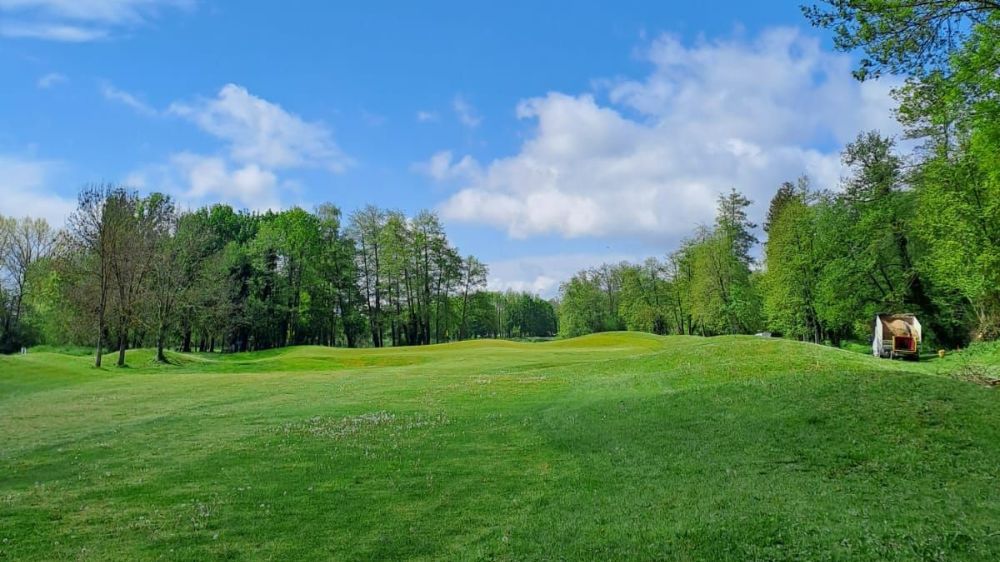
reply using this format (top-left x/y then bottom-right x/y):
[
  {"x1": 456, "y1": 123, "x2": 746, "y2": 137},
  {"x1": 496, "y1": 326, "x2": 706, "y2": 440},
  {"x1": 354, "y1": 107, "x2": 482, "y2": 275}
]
[{"x1": 1, "y1": 333, "x2": 998, "y2": 560}]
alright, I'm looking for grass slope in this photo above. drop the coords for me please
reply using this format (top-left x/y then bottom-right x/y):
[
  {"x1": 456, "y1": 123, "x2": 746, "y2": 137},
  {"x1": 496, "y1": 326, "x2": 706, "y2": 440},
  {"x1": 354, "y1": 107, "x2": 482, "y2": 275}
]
[{"x1": 1, "y1": 333, "x2": 998, "y2": 560}]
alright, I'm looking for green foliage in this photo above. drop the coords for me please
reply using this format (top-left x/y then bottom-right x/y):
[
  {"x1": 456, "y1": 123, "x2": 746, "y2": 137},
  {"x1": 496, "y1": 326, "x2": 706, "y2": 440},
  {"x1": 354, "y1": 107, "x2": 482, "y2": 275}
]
[
  {"x1": 558, "y1": 190, "x2": 762, "y2": 339},
  {"x1": 802, "y1": 1, "x2": 999, "y2": 80},
  {"x1": 913, "y1": 136, "x2": 1000, "y2": 339},
  {"x1": 761, "y1": 132, "x2": 979, "y2": 346},
  {"x1": 682, "y1": 191, "x2": 762, "y2": 335},
  {"x1": 0, "y1": 216, "x2": 57, "y2": 352},
  {"x1": 618, "y1": 259, "x2": 671, "y2": 334},
  {"x1": 4, "y1": 190, "x2": 504, "y2": 360},
  {"x1": 497, "y1": 291, "x2": 558, "y2": 338},
  {"x1": 906, "y1": 19, "x2": 1000, "y2": 339},
  {"x1": 558, "y1": 269, "x2": 621, "y2": 337},
  {"x1": 762, "y1": 179, "x2": 822, "y2": 341},
  {"x1": 804, "y1": 1, "x2": 1000, "y2": 344}
]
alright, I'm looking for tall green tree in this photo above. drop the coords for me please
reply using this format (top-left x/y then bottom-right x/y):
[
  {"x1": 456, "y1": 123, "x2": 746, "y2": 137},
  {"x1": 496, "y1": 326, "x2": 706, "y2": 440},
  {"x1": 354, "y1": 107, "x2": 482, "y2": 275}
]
[
  {"x1": 558, "y1": 270, "x2": 620, "y2": 337},
  {"x1": 688, "y1": 190, "x2": 762, "y2": 335},
  {"x1": 762, "y1": 178, "x2": 824, "y2": 342},
  {"x1": 0, "y1": 217, "x2": 56, "y2": 351},
  {"x1": 148, "y1": 209, "x2": 215, "y2": 362},
  {"x1": 458, "y1": 256, "x2": 488, "y2": 340},
  {"x1": 65, "y1": 184, "x2": 127, "y2": 367},
  {"x1": 107, "y1": 192, "x2": 173, "y2": 366},
  {"x1": 349, "y1": 206, "x2": 387, "y2": 347},
  {"x1": 618, "y1": 259, "x2": 672, "y2": 335}
]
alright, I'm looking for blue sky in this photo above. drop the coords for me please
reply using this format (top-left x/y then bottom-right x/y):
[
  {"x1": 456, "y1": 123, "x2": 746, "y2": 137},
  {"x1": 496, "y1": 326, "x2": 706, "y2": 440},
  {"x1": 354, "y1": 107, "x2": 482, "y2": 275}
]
[{"x1": 0, "y1": 1, "x2": 901, "y2": 295}]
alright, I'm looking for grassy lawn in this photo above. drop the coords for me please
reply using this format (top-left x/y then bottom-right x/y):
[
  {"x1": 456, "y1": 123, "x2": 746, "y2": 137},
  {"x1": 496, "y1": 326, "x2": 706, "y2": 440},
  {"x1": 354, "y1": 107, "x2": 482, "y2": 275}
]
[{"x1": 1, "y1": 333, "x2": 998, "y2": 560}]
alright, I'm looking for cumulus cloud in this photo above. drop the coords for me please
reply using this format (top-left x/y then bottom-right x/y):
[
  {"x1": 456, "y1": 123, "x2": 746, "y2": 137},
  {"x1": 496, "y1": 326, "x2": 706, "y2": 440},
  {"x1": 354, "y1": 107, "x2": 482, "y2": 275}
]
[
  {"x1": 126, "y1": 154, "x2": 286, "y2": 212},
  {"x1": 452, "y1": 94, "x2": 481, "y2": 128},
  {"x1": 0, "y1": 155, "x2": 76, "y2": 225},
  {"x1": 169, "y1": 153, "x2": 282, "y2": 211},
  {"x1": 437, "y1": 28, "x2": 902, "y2": 241},
  {"x1": 125, "y1": 84, "x2": 347, "y2": 210},
  {"x1": 0, "y1": 0, "x2": 193, "y2": 41},
  {"x1": 169, "y1": 83, "x2": 351, "y2": 172}
]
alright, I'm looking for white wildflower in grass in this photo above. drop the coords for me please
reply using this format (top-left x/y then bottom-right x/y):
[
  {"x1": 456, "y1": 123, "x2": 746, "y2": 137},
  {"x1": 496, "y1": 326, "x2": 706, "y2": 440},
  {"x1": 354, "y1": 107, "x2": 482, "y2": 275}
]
[{"x1": 277, "y1": 411, "x2": 449, "y2": 441}]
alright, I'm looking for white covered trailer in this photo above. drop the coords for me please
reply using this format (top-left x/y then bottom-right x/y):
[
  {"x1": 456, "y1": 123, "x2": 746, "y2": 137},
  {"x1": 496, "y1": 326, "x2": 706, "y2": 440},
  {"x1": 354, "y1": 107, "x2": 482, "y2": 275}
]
[{"x1": 872, "y1": 313, "x2": 922, "y2": 360}]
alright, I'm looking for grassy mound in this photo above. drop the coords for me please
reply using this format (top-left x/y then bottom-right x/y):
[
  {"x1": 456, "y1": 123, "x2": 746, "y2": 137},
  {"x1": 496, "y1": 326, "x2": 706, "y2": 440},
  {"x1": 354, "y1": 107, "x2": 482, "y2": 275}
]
[{"x1": 1, "y1": 333, "x2": 998, "y2": 560}]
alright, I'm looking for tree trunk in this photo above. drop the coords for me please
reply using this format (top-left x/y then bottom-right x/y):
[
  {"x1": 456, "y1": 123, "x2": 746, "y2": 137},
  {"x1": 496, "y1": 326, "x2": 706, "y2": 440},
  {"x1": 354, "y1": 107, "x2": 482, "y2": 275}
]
[
  {"x1": 156, "y1": 320, "x2": 167, "y2": 363},
  {"x1": 182, "y1": 328, "x2": 192, "y2": 353},
  {"x1": 94, "y1": 317, "x2": 105, "y2": 368},
  {"x1": 93, "y1": 279, "x2": 107, "y2": 367},
  {"x1": 460, "y1": 291, "x2": 470, "y2": 341},
  {"x1": 117, "y1": 331, "x2": 127, "y2": 367}
]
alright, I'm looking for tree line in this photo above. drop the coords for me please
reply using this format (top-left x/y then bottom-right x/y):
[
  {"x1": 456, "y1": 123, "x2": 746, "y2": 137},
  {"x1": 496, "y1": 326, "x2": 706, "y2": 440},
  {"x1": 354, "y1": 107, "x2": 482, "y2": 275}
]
[
  {"x1": 558, "y1": 1, "x2": 1000, "y2": 347},
  {"x1": 557, "y1": 189, "x2": 765, "y2": 339},
  {"x1": 0, "y1": 186, "x2": 557, "y2": 364}
]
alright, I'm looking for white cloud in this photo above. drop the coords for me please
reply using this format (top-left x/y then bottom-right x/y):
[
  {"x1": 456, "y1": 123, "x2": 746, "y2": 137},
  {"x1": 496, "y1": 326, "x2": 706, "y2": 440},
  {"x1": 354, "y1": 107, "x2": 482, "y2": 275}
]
[
  {"x1": 100, "y1": 81, "x2": 158, "y2": 116},
  {"x1": 437, "y1": 28, "x2": 903, "y2": 241},
  {"x1": 416, "y1": 110, "x2": 439, "y2": 123},
  {"x1": 125, "y1": 84, "x2": 347, "y2": 210},
  {"x1": 0, "y1": 0, "x2": 192, "y2": 22},
  {"x1": 0, "y1": 155, "x2": 75, "y2": 225},
  {"x1": 37, "y1": 72, "x2": 67, "y2": 88},
  {"x1": 453, "y1": 94, "x2": 481, "y2": 128},
  {"x1": 169, "y1": 153, "x2": 281, "y2": 211},
  {"x1": 169, "y1": 83, "x2": 351, "y2": 172},
  {"x1": 126, "y1": 153, "x2": 284, "y2": 212},
  {"x1": 487, "y1": 252, "x2": 639, "y2": 298},
  {"x1": 0, "y1": 0, "x2": 193, "y2": 41},
  {"x1": 0, "y1": 22, "x2": 106, "y2": 41},
  {"x1": 412, "y1": 150, "x2": 482, "y2": 182}
]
